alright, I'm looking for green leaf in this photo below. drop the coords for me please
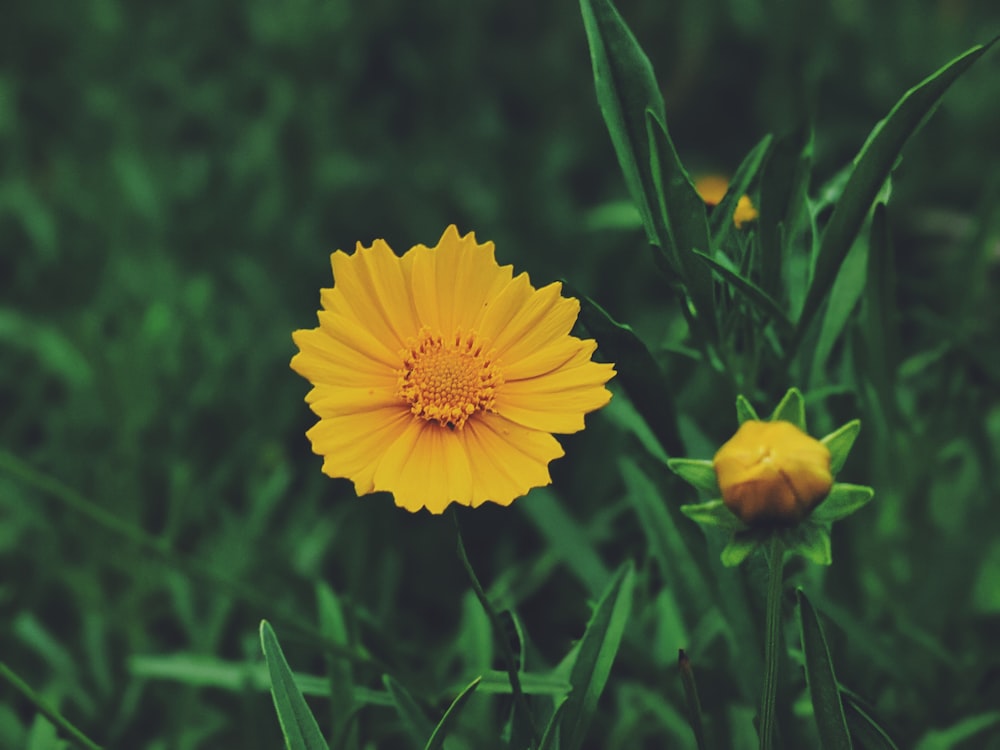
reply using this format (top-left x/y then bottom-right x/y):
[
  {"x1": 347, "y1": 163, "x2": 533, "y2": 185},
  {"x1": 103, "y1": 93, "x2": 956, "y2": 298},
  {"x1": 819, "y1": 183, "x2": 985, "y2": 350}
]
[
  {"x1": 843, "y1": 696, "x2": 900, "y2": 750},
  {"x1": 758, "y1": 128, "x2": 814, "y2": 300},
  {"x1": 797, "y1": 591, "x2": 852, "y2": 750},
  {"x1": 473, "y1": 670, "x2": 571, "y2": 696},
  {"x1": 770, "y1": 387, "x2": 806, "y2": 430},
  {"x1": 809, "y1": 227, "x2": 870, "y2": 388},
  {"x1": 666, "y1": 459, "x2": 719, "y2": 496},
  {"x1": 316, "y1": 583, "x2": 356, "y2": 750},
  {"x1": 560, "y1": 560, "x2": 636, "y2": 750},
  {"x1": 578, "y1": 0, "x2": 665, "y2": 244},
  {"x1": 736, "y1": 395, "x2": 760, "y2": 424},
  {"x1": 709, "y1": 134, "x2": 773, "y2": 251},
  {"x1": 680, "y1": 500, "x2": 743, "y2": 532},
  {"x1": 537, "y1": 698, "x2": 568, "y2": 750},
  {"x1": 520, "y1": 488, "x2": 610, "y2": 598},
  {"x1": 383, "y1": 675, "x2": 434, "y2": 747},
  {"x1": 621, "y1": 457, "x2": 714, "y2": 617},
  {"x1": 821, "y1": 420, "x2": 862, "y2": 475},
  {"x1": 720, "y1": 529, "x2": 766, "y2": 567},
  {"x1": 787, "y1": 523, "x2": 833, "y2": 566},
  {"x1": 914, "y1": 711, "x2": 1000, "y2": 750},
  {"x1": 260, "y1": 621, "x2": 330, "y2": 750},
  {"x1": 793, "y1": 39, "x2": 998, "y2": 352},
  {"x1": 811, "y1": 484, "x2": 874, "y2": 524},
  {"x1": 571, "y1": 288, "x2": 683, "y2": 456},
  {"x1": 691, "y1": 249, "x2": 793, "y2": 335},
  {"x1": 423, "y1": 677, "x2": 481, "y2": 750}
]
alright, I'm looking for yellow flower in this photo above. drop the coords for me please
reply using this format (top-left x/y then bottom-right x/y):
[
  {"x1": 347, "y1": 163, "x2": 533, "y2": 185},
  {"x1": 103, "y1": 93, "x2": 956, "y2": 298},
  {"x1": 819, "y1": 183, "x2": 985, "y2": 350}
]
[
  {"x1": 290, "y1": 225, "x2": 616, "y2": 514},
  {"x1": 694, "y1": 174, "x2": 759, "y2": 229},
  {"x1": 713, "y1": 420, "x2": 832, "y2": 525}
]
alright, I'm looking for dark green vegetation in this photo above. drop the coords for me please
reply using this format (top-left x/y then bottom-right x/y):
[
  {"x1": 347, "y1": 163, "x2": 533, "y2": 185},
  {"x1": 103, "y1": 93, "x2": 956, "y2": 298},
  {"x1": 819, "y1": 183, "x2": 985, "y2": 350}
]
[{"x1": 3, "y1": 0, "x2": 1000, "y2": 747}]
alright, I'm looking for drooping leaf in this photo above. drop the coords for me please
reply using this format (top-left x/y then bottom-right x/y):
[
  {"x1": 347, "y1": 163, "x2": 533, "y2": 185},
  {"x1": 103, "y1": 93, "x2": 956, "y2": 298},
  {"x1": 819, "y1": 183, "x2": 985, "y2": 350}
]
[
  {"x1": 793, "y1": 39, "x2": 998, "y2": 352},
  {"x1": 260, "y1": 621, "x2": 330, "y2": 750}
]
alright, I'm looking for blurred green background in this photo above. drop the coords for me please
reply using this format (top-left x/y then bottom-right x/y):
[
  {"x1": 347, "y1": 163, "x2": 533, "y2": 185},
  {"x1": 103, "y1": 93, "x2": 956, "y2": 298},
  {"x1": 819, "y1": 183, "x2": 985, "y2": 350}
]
[{"x1": 3, "y1": 0, "x2": 999, "y2": 747}]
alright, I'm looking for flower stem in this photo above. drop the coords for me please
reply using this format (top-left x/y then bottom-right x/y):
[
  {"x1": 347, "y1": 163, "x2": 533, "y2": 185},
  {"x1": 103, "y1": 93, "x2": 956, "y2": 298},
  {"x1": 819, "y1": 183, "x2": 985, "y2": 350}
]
[{"x1": 759, "y1": 535, "x2": 785, "y2": 750}]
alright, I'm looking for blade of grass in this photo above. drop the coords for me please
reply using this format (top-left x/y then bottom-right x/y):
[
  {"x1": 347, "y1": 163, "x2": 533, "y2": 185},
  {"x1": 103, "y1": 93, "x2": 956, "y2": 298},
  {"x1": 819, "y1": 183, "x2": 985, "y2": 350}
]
[
  {"x1": 316, "y1": 583, "x2": 357, "y2": 750},
  {"x1": 560, "y1": 561, "x2": 636, "y2": 750},
  {"x1": 691, "y1": 249, "x2": 794, "y2": 336},
  {"x1": 423, "y1": 677, "x2": 481, "y2": 750},
  {"x1": 260, "y1": 621, "x2": 330, "y2": 750},
  {"x1": 0, "y1": 662, "x2": 103, "y2": 750}
]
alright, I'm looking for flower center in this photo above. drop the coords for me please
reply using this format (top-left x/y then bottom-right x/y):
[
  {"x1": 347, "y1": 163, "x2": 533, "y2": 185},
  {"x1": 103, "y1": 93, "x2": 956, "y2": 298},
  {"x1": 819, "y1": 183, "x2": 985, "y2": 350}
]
[{"x1": 396, "y1": 327, "x2": 503, "y2": 430}]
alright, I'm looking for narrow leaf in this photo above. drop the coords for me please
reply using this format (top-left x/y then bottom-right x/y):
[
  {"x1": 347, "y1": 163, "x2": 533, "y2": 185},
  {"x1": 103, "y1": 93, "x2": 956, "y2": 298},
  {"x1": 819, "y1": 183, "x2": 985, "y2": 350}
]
[
  {"x1": 383, "y1": 675, "x2": 435, "y2": 746},
  {"x1": 666, "y1": 459, "x2": 719, "y2": 496},
  {"x1": 811, "y1": 485, "x2": 874, "y2": 523},
  {"x1": 578, "y1": 0, "x2": 665, "y2": 243},
  {"x1": 423, "y1": 677, "x2": 482, "y2": 750},
  {"x1": 843, "y1": 696, "x2": 900, "y2": 750},
  {"x1": 537, "y1": 698, "x2": 568, "y2": 750},
  {"x1": 680, "y1": 500, "x2": 743, "y2": 532},
  {"x1": 260, "y1": 621, "x2": 330, "y2": 750},
  {"x1": 797, "y1": 591, "x2": 852, "y2": 750},
  {"x1": 794, "y1": 40, "x2": 997, "y2": 350},
  {"x1": 821, "y1": 420, "x2": 862, "y2": 475},
  {"x1": 770, "y1": 387, "x2": 806, "y2": 430},
  {"x1": 560, "y1": 560, "x2": 636, "y2": 750},
  {"x1": 736, "y1": 395, "x2": 760, "y2": 423}
]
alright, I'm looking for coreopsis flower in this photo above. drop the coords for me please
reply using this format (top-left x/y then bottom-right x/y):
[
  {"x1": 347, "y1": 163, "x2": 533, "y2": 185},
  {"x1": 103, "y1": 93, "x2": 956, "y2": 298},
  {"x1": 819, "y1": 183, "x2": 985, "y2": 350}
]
[
  {"x1": 668, "y1": 388, "x2": 873, "y2": 566},
  {"x1": 694, "y1": 174, "x2": 759, "y2": 229},
  {"x1": 290, "y1": 225, "x2": 615, "y2": 514}
]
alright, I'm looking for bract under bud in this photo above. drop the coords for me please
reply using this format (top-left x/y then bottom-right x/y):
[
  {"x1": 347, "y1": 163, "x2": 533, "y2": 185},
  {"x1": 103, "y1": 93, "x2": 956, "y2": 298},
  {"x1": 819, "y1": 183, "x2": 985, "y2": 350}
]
[{"x1": 713, "y1": 420, "x2": 832, "y2": 525}]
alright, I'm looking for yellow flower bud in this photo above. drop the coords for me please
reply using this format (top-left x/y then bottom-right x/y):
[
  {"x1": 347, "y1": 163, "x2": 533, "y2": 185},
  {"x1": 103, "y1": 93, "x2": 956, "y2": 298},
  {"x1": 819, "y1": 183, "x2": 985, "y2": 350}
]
[{"x1": 713, "y1": 420, "x2": 833, "y2": 525}]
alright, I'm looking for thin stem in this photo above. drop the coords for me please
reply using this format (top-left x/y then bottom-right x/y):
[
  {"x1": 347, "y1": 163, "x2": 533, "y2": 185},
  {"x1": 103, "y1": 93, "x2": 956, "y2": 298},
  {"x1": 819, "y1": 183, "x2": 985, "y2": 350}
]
[
  {"x1": 452, "y1": 510, "x2": 541, "y2": 747},
  {"x1": 678, "y1": 649, "x2": 708, "y2": 750},
  {"x1": 0, "y1": 661, "x2": 103, "y2": 750},
  {"x1": 759, "y1": 535, "x2": 785, "y2": 750}
]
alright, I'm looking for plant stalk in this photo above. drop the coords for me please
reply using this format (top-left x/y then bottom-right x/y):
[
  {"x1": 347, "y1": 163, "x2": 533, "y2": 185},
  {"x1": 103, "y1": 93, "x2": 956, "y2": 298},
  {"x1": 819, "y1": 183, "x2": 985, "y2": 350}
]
[{"x1": 759, "y1": 535, "x2": 785, "y2": 750}]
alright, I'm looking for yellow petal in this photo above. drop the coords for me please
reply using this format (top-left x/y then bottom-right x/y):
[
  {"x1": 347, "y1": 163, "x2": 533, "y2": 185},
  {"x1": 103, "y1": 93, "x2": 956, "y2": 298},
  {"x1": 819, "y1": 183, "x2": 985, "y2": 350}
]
[
  {"x1": 291, "y1": 328, "x2": 398, "y2": 387},
  {"x1": 306, "y1": 407, "x2": 412, "y2": 496}
]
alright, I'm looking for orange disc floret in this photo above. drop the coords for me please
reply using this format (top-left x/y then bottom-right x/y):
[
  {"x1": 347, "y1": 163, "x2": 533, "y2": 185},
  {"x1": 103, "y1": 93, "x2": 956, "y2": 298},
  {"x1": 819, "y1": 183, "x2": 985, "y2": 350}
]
[{"x1": 713, "y1": 420, "x2": 832, "y2": 525}]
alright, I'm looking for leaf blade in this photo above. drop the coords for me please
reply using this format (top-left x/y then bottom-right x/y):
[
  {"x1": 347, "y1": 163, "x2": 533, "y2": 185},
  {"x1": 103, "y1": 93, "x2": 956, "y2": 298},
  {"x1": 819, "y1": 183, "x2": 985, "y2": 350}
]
[{"x1": 260, "y1": 621, "x2": 330, "y2": 750}]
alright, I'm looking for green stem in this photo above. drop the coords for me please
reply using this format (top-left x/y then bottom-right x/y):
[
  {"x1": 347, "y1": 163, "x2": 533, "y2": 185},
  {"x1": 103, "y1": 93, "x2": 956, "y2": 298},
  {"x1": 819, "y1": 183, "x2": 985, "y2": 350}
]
[
  {"x1": 452, "y1": 510, "x2": 540, "y2": 747},
  {"x1": 759, "y1": 535, "x2": 785, "y2": 750},
  {"x1": 0, "y1": 661, "x2": 103, "y2": 750}
]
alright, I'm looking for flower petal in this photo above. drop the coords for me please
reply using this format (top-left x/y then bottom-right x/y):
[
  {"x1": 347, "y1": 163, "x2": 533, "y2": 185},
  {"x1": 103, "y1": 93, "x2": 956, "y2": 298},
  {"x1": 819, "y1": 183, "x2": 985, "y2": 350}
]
[
  {"x1": 291, "y1": 327, "x2": 398, "y2": 387},
  {"x1": 305, "y1": 407, "x2": 413, "y2": 496},
  {"x1": 372, "y1": 420, "x2": 475, "y2": 513},
  {"x1": 461, "y1": 413, "x2": 564, "y2": 507},
  {"x1": 323, "y1": 241, "x2": 418, "y2": 350}
]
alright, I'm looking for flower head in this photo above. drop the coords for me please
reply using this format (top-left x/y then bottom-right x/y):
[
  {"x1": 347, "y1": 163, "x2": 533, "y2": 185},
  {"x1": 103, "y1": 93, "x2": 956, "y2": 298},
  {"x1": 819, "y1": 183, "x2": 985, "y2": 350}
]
[
  {"x1": 291, "y1": 225, "x2": 615, "y2": 514},
  {"x1": 668, "y1": 388, "x2": 873, "y2": 566},
  {"x1": 713, "y1": 420, "x2": 832, "y2": 525}
]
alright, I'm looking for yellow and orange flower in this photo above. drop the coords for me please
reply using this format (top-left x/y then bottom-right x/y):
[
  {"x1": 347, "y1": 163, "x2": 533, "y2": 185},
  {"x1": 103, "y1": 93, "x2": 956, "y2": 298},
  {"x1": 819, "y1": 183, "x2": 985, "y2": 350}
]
[{"x1": 290, "y1": 225, "x2": 615, "y2": 514}]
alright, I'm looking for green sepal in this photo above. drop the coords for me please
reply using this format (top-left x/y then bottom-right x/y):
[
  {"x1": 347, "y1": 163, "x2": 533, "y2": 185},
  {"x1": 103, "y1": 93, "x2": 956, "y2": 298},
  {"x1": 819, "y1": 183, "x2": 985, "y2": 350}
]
[
  {"x1": 720, "y1": 529, "x2": 767, "y2": 567},
  {"x1": 785, "y1": 523, "x2": 833, "y2": 566},
  {"x1": 769, "y1": 387, "x2": 806, "y2": 430},
  {"x1": 821, "y1": 419, "x2": 862, "y2": 475},
  {"x1": 680, "y1": 500, "x2": 743, "y2": 532},
  {"x1": 667, "y1": 458, "x2": 719, "y2": 496},
  {"x1": 811, "y1": 483, "x2": 874, "y2": 523},
  {"x1": 736, "y1": 395, "x2": 760, "y2": 424}
]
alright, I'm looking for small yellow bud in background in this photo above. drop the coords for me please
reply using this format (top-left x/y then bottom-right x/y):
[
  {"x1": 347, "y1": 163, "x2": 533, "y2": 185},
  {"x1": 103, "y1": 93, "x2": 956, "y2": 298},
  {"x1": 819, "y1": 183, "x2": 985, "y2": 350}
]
[
  {"x1": 693, "y1": 174, "x2": 758, "y2": 229},
  {"x1": 713, "y1": 421, "x2": 833, "y2": 525}
]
